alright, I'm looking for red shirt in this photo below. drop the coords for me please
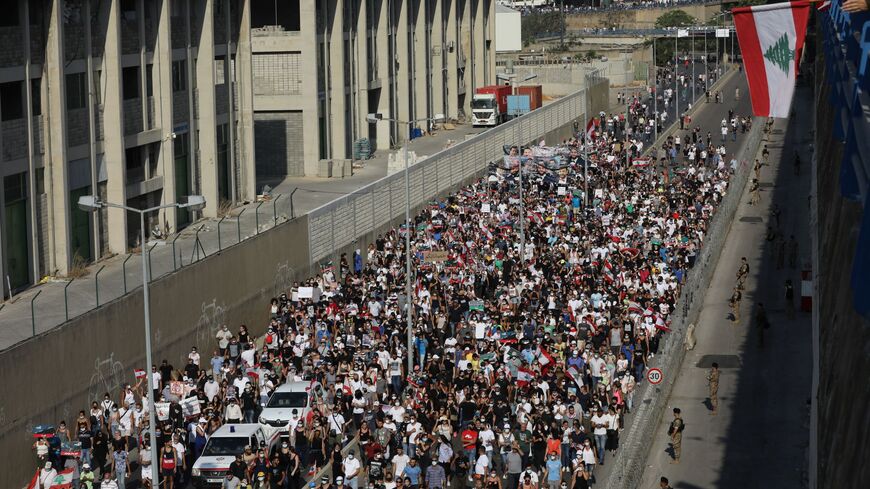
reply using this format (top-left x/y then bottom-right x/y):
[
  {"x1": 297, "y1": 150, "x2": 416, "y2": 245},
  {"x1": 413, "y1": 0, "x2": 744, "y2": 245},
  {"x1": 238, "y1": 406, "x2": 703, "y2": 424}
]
[{"x1": 461, "y1": 429, "x2": 478, "y2": 449}]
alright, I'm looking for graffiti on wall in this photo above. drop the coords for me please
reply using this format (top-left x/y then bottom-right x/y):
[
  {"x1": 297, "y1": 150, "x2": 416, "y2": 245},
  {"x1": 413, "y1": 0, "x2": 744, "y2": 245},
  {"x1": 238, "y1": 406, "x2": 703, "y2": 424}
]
[
  {"x1": 194, "y1": 299, "x2": 228, "y2": 348},
  {"x1": 87, "y1": 353, "x2": 125, "y2": 404}
]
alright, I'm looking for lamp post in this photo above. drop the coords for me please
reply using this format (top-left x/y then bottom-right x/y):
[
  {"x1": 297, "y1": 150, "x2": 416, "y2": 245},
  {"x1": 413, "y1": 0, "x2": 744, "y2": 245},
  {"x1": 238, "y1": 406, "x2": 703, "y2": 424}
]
[
  {"x1": 367, "y1": 113, "x2": 444, "y2": 377},
  {"x1": 78, "y1": 194, "x2": 206, "y2": 487}
]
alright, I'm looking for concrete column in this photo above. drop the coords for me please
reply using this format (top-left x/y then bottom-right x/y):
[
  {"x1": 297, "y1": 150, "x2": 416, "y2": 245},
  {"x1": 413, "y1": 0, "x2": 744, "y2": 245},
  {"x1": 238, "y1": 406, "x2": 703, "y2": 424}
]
[
  {"x1": 103, "y1": 0, "x2": 129, "y2": 252},
  {"x1": 444, "y1": 0, "x2": 458, "y2": 119},
  {"x1": 458, "y1": 0, "x2": 472, "y2": 118},
  {"x1": 373, "y1": 0, "x2": 391, "y2": 152},
  {"x1": 431, "y1": 0, "x2": 445, "y2": 118},
  {"x1": 155, "y1": 0, "x2": 177, "y2": 231},
  {"x1": 471, "y1": 0, "x2": 484, "y2": 91},
  {"x1": 195, "y1": 0, "x2": 219, "y2": 217},
  {"x1": 328, "y1": 0, "x2": 347, "y2": 160},
  {"x1": 45, "y1": 0, "x2": 72, "y2": 273},
  {"x1": 356, "y1": 0, "x2": 369, "y2": 147},
  {"x1": 413, "y1": 0, "x2": 428, "y2": 123},
  {"x1": 395, "y1": 0, "x2": 410, "y2": 142},
  {"x1": 300, "y1": 1, "x2": 319, "y2": 176},
  {"x1": 235, "y1": 0, "x2": 256, "y2": 200}
]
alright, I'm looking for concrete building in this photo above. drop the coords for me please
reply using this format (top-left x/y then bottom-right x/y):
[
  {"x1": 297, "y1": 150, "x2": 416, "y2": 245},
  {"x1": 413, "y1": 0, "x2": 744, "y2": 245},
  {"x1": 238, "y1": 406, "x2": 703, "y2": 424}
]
[
  {"x1": 495, "y1": 4, "x2": 521, "y2": 53},
  {"x1": 249, "y1": 0, "x2": 496, "y2": 182},
  {"x1": 0, "y1": 0, "x2": 255, "y2": 295}
]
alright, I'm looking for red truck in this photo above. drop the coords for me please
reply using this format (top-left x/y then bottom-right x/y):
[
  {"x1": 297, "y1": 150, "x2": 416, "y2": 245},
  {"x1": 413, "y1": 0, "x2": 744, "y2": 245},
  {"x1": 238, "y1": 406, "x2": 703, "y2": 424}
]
[{"x1": 472, "y1": 85, "x2": 512, "y2": 127}]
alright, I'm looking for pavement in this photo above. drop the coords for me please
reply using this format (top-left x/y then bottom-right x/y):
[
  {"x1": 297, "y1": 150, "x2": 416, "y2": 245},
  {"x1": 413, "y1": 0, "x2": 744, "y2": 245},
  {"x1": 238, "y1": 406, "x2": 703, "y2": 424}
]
[{"x1": 637, "y1": 85, "x2": 814, "y2": 487}]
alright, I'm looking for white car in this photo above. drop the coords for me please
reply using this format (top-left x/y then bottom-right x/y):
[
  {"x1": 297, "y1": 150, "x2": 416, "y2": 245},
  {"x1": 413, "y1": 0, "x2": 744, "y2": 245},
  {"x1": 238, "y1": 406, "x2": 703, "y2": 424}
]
[
  {"x1": 258, "y1": 381, "x2": 324, "y2": 432},
  {"x1": 191, "y1": 424, "x2": 278, "y2": 488}
]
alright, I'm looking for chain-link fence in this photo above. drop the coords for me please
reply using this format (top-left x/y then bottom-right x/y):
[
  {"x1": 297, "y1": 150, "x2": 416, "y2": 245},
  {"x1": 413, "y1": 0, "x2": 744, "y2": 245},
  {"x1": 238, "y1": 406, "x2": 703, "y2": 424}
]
[{"x1": 604, "y1": 118, "x2": 765, "y2": 489}]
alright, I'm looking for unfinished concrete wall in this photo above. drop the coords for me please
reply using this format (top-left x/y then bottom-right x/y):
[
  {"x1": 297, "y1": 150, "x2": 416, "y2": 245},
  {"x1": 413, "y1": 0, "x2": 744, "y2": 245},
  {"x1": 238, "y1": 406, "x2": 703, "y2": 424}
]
[{"x1": 0, "y1": 215, "x2": 312, "y2": 488}]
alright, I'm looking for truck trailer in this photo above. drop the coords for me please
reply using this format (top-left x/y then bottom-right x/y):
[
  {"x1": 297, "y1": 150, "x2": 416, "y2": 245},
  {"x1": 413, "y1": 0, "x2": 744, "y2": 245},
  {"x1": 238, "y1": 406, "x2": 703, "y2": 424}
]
[{"x1": 472, "y1": 85, "x2": 512, "y2": 127}]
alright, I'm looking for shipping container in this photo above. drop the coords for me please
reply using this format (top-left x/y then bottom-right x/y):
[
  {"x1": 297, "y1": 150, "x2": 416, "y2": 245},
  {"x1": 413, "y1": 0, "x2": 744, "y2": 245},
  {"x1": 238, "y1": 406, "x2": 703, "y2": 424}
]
[
  {"x1": 507, "y1": 95, "x2": 531, "y2": 118},
  {"x1": 516, "y1": 85, "x2": 543, "y2": 111}
]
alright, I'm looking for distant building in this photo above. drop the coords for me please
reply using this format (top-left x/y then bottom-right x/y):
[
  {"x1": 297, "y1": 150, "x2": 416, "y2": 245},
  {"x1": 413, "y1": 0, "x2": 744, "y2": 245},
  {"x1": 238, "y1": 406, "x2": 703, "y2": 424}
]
[
  {"x1": 0, "y1": 0, "x2": 255, "y2": 295},
  {"x1": 249, "y1": 0, "x2": 497, "y2": 182},
  {"x1": 495, "y1": 4, "x2": 522, "y2": 53}
]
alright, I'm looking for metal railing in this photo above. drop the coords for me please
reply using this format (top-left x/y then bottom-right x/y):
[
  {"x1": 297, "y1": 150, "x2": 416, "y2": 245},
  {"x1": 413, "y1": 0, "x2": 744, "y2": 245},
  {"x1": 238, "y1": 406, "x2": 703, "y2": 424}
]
[
  {"x1": 306, "y1": 70, "x2": 606, "y2": 266},
  {"x1": 604, "y1": 118, "x2": 765, "y2": 489}
]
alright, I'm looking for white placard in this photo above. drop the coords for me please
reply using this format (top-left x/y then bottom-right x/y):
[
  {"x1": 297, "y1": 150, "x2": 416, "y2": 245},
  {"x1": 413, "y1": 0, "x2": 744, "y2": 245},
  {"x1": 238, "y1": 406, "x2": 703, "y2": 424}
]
[
  {"x1": 298, "y1": 287, "x2": 314, "y2": 299},
  {"x1": 155, "y1": 402, "x2": 171, "y2": 421},
  {"x1": 181, "y1": 397, "x2": 201, "y2": 419},
  {"x1": 677, "y1": 29, "x2": 689, "y2": 38},
  {"x1": 481, "y1": 203, "x2": 491, "y2": 213},
  {"x1": 557, "y1": 187, "x2": 566, "y2": 196}
]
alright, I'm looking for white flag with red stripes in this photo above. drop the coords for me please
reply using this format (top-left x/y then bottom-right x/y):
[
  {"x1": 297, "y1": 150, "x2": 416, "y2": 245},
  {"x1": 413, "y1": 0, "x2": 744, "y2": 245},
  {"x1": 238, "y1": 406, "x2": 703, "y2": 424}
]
[{"x1": 733, "y1": 1, "x2": 811, "y2": 118}]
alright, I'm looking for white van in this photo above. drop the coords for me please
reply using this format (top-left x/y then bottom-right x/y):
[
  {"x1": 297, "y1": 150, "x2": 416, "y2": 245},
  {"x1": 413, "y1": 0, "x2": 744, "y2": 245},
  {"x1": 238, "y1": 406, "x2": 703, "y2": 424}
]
[
  {"x1": 191, "y1": 424, "x2": 278, "y2": 488},
  {"x1": 258, "y1": 381, "x2": 325, "y2": 433}
]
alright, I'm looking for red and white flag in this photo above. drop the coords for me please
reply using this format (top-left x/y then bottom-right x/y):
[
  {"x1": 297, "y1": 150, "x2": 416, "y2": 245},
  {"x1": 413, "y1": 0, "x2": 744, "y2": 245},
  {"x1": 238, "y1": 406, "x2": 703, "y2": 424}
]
[
  {"x1": 585, "y1": 118, "x2": 596, "y2": 141},
  {"x1": 516, "y1": 366, "x2": 535, "y2": 387},
  {"x1": 733, "y1": 1, "x2": 811, "y2": 117},
  {"x1": 49, "y1": 468, "x2": 75, "y2": 489},
  {"x1": 133, "y1": 368, "x2": 146, "y2": 379}
]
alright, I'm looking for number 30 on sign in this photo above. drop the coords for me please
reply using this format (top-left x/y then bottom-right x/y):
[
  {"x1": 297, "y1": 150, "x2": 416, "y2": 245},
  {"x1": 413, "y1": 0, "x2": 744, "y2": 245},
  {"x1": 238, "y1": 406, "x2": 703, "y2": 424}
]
[{"x1": 647, "y1": 368, "x2": 663, "y2": 385}]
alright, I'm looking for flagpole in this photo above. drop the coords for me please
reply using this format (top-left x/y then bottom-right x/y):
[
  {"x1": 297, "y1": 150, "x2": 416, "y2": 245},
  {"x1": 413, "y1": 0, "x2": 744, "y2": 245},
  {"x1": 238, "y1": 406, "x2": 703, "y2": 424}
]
[
  {"x1": 704, "y1": 30, "x2": 708, "y2": 94},
  {"x1": 519, "y1": 155, "x2": 525, "y2": 264},
  {"x1": 692, "y1": 31, "x2": 696, "y2": 105},
  {"x1": 583, "y1": 109, "x2": 589, "y2": 209}
]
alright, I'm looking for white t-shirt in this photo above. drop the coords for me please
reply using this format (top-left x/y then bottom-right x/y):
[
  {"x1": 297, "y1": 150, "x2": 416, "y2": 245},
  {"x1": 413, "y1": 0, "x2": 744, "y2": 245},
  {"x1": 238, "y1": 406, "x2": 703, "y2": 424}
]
[
  {"x1": 591, "y1": 415, "x2": 608, "y2": 436},
  {"x1": 474, "y1": 453, "x2": 490, "y2": 475},
  {"x1": 392, "y1": 453, "x2": 410, "y2": 478},
  {"x1": 343, "y1": 456, "x2": 361, "y2": 479},
  {"x1": 478, "y1": 429, "x2": 495, "y2": 452}
]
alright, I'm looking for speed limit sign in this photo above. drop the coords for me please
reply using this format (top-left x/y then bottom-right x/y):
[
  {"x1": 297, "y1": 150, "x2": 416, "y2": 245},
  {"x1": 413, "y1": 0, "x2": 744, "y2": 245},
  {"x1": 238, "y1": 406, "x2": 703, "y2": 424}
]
[{"x1": 647, "y1": 368, "x2": 663, "y2": 385}]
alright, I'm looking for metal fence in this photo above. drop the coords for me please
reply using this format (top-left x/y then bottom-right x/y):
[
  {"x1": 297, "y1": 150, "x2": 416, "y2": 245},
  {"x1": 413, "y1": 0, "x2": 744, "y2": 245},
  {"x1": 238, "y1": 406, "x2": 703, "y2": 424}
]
[
  {"x1": 306, "y1": 70, "x2": 606, "y2": 266},
  {"x1": 604, "y1": 118, "x2": 765, "y2": 489}
]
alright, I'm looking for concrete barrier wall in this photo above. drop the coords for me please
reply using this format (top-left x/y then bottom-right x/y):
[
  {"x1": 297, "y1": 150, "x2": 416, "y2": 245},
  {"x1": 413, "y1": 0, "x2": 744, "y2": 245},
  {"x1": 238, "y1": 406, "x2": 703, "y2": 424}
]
[{"x1": 0, "y1": 215, "x2": 313, "y2": 488}]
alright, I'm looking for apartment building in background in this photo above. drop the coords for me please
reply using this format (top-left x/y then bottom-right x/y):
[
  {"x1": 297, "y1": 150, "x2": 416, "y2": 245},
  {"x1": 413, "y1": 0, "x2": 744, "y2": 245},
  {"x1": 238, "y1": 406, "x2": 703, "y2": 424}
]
[
  {"x1": 0, "y1": 0, "x2": 255, "y2": 296},
  {"x1": 250, "y1": 0, "x2": 496, "y2": 181}
]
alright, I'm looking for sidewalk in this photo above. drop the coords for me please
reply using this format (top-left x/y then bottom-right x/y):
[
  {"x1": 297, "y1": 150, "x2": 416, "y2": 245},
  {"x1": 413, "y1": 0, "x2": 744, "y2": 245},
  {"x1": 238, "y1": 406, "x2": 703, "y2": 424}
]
[
  {"x1": 638, "y1": 86, "x2": 813, "y2": 487},
  {"x1": 0, "y1": 122, "x2": 482, "y2": 352}
]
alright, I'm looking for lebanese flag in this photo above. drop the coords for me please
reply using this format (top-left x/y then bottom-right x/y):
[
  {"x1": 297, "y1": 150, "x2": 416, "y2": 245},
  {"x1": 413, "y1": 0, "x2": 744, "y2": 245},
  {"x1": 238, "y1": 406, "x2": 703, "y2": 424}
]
[
  {"x1": 49, "y1": 468, "x2": 75, "y2": 489},
  {"x1": 26, "y1": 469, "x2": 38, "y2": 489},
  {"x1": 733, "y1": 1, "x2": 810, "y2": 118},
  {"x1": 516, "y1": 366, "x2": 535, "y2": 387},
  {"x1": 585, "y1": 118, "x2": 596, "y2": 141}
]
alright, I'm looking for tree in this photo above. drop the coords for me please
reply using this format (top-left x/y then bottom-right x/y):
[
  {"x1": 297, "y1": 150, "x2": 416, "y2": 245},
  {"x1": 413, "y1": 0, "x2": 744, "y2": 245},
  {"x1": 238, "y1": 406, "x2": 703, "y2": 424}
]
[
  {"x1": 655, "y1": 10, "x2": 696, "y2": 29},
  {"x1": 521, "y1": 11, "x2": 565, "y2": 45}
]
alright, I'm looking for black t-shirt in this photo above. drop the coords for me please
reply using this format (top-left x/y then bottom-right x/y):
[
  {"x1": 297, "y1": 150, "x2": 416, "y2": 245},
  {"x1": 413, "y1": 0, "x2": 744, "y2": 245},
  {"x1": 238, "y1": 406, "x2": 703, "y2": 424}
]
[
  {"x1": 78, "y1": 429, "x2": 92, "y2": 449},
  {"x1": 369, "y1": 458, "x2": 384, "y2": 481},
  {"x1": 159, "y1": 364, "x2": 174, "y2": 383},
  {"x1": 229, "y1": 460, "x2": 247, "y2": 479},
  {"x1": 633, "y1": 347, "x2": 646, "y2": 365}
]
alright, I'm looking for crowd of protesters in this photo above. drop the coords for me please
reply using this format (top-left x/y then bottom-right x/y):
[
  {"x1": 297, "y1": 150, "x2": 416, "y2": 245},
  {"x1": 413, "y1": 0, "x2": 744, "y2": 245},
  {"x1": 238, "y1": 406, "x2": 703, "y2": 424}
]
[{"x1": 31, "y1": 63, "x2": 750, "y2": 489}]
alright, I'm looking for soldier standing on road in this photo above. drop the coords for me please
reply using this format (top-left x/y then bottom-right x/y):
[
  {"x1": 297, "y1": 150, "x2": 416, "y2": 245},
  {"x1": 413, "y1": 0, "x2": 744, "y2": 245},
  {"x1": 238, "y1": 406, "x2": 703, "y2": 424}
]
[
  {"x1": 736, "y1": 257, "x2": 750, "y2": 291},
  {"x1": 729, "y1": 287, "x2": 742, "y2": 323},
  {"x1": 749, "y1": 179, "x2": 761, "y2": 206},
  {"x1": 706, "y1": 363, "x2": 720, "y2": 416},
  {"x1": 667, "y1": 408, "x2": 684, "y2": 464}
]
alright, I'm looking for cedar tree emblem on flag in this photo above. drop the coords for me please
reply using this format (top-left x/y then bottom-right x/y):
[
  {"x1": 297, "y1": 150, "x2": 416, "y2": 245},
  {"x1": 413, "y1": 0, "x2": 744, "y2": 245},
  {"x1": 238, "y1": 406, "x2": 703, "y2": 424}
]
[{"x1": 763, "y1": 33, "x2": 795, "y2": 73}]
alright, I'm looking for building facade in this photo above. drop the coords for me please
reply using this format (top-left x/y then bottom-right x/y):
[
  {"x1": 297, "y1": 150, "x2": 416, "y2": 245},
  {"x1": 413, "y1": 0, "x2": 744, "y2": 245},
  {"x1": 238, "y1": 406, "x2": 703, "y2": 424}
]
[
  {"x1": 250, "y1": 0, "x2": 496, "y2": 181},
  {"x1": 0, "y1": 0, "x2": 255, "y2": 295}
]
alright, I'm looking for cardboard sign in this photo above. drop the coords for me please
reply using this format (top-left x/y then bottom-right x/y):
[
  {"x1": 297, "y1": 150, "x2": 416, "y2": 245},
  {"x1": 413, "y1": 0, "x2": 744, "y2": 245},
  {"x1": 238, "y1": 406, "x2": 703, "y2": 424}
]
[
  {"x1": 170, "y1": 381, "x2": 185, "y2": 397},
  {"x1": 181, "y1": 397, "x2": 201, "y2": 419},
  {"x1": 423, "y1": 251, "x2": 449, "y2": 263},
  {"x1": 481, "y1": 203, "x2": 491, "y2": 213},
  {"x1": 298, "y1": 287, "x2": 314, "y2": 299},
  {"x1": 155, "y1": 402, "x2": 171, "y2": 421}
]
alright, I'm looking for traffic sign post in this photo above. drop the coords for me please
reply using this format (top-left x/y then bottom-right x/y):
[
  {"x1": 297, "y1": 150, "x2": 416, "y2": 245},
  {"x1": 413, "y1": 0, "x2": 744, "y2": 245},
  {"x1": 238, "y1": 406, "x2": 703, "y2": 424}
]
[{"x1": 647, "y1": 367, "x2": 664, "y2": 385}]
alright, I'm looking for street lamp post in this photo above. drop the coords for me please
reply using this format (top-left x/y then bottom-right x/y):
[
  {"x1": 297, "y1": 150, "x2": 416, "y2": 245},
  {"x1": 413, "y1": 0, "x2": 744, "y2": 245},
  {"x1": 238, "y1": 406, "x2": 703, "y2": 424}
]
[
  {"x1": 367, "y1": 113, "x2": 444, "y2": 377},
  {"x1": 78, "y1": 194, "x2": 206, "y2": 488}
]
